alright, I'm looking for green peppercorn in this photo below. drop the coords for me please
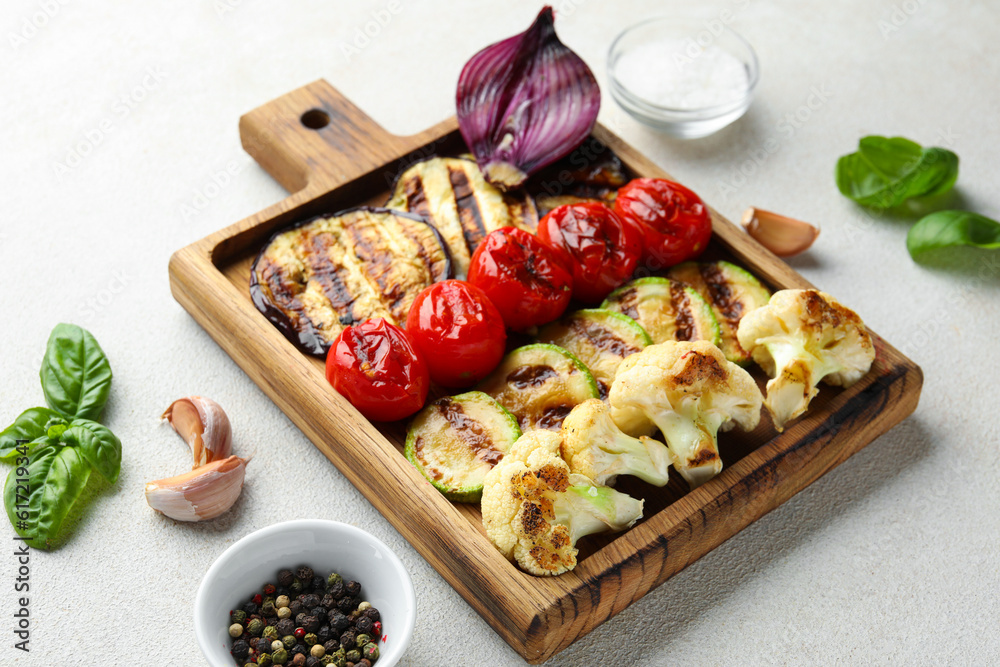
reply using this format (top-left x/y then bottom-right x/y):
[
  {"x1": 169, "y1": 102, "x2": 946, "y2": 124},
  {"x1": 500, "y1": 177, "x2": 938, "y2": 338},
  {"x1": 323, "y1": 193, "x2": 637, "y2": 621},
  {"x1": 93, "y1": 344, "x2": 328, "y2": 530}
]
[
  {"x1": 290, "y1": 578, "x2": 304, "y2": 595},
  {"x1": 257, "y1": 655, "x2": 273, "y2": 667},
  {"x1": 327, "y1": 572, "x2": 343, "y2": 588},
  {"x1": 282, "y1": 634, "x2": 297, "y2": 649},
  {"x1": 363, "y1": 642, "x2": 379, "y2": 662},
  {"x1": 231, "y1": 609, "x2": 248, "y2": 624},
  {"x1": 263, "y1": 626, "x2": 279, "y2": 642},
  {"x1": 272, "y1": 647, "x2": 288, "y2": 665},
  {"x1": 329, "y1": 647, "x2": 346, "y2": 667},
  {"x1": 345, "y1": 649, "x2": 361, "y2": 663},
  {"x1": 247, "y1": 618, "x2": 264, "y2": 636},
  {"x1": 262, "y1": 600, "x2": 277, "y2": 616},
  {"x1": 355, "y1": 634, "x2": 371, "y2": 649},
  {"x1": 276, "y1": 595, "x2": 291, "y2": 609},
  {"x1": 229, "y1": 623, "x2": 244, "y2": 638},
  {"x1": 304, "y1": 632, "x2": 319, "y2": 646}
]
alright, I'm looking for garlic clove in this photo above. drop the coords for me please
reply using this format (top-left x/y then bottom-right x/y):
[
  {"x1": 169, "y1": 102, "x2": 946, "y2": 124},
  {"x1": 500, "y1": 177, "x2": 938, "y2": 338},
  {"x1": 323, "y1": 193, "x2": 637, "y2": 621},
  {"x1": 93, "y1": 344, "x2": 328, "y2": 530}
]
[
  {"x1": 162, "y1": 396, "x2": 232, "y2": 469},
  {"x1": 741, "y1": 207, "x2": 820, "y2": 257},
  {"x1": 144, "y1": 455, "x2": 249, "y2": 522}
]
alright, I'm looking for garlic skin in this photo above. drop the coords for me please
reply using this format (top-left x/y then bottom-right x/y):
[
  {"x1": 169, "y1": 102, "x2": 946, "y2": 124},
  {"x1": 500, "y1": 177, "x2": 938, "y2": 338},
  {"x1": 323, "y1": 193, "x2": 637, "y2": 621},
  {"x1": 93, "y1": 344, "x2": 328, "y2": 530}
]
[
  {"x1": 741, "y1": 207, "x2": 820, "y2": 257},
  {"x1": 144, "y1": 455, "x2": 248, "y2": 522},
  {"x1": 162, "y1": 396, "x2": 232, "y2": 469}
]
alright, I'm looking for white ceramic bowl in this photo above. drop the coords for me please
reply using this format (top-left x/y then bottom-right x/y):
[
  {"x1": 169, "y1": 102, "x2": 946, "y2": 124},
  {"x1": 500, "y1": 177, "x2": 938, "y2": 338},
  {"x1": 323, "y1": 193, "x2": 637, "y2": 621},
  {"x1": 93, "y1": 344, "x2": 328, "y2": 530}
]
[{"x1": 195, "y1": 520, "x2": 416, "y2": 666}]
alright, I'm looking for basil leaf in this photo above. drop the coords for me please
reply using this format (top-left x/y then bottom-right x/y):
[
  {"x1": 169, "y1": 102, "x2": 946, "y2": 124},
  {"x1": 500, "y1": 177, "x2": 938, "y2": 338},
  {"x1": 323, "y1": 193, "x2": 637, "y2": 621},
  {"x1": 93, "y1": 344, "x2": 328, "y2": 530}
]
[
  {"x1": 62, "y1": 419, "x2": 122, "y2": 484},
  {"x1": 836, "y1": 136, "x2": 959, "y2": 208},
  {"x1": 4, "y1": 445, "x2": 92, "y2": 550},
  {"x1": 907, "y1": 211, "x2": 1000, "y2": 258},
  {"x1": 39, "y1": 323, "x2": 113, "y2": 421},
  {"x1": 0, "y1": 408, "x2": 65, "y2": 460}
]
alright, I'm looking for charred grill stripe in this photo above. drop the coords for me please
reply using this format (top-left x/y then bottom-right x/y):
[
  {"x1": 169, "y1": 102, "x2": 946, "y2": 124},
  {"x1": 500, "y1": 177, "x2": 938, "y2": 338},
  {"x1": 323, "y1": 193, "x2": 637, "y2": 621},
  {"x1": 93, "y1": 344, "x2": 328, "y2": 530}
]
[
  {"x1": 700, "y1": 263, "x2": 742, "y2": 324},
  {"x1": 343, "y1": 219, "x2": 402, "y2": 317},
  {"x1": 670, "y1": 282, "x2": 695, "y2": 341},
  {"x1": 437, "y1": 399, "x2": 504, "y2": 466},
  {"x1": 615, "y1": 287, "x2": 641, "y2": 322},
  {"x1": 449, "y1": 165, "x2": 488, "y2": 252},
  {"x1": 302, "y1": 231, "x2": 359, "y2": 314},
  {"x1": 404, "y1": 174, "x2": 431, "y2": 219},
  {"x1": 567, "y1": 318, "x2": 640, "y2": 357}
]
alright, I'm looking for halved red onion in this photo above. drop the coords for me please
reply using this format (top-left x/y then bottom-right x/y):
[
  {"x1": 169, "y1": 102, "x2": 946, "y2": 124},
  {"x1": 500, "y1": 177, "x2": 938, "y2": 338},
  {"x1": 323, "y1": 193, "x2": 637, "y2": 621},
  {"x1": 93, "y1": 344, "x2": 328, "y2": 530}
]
[{"x1": 456, "y1": 6, "x2": 601, "y2": 190}]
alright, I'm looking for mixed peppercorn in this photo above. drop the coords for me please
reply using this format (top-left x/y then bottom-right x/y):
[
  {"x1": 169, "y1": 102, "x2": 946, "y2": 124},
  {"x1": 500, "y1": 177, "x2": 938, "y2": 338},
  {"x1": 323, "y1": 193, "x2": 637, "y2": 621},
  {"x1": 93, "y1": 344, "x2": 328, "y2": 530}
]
[{"x1": 228, "y1": 566, "x2": 383, "y2": 666}]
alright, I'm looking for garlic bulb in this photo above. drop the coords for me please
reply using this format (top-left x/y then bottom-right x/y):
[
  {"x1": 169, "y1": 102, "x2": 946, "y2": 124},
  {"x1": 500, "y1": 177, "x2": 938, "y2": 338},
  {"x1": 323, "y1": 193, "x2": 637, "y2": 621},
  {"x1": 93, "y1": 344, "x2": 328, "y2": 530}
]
[
  {"x1": 162, "y1": 396, "x2": 232, "y2": 468},
  {"x1": 144, "y1": 455, "x2": 249, "y2": 522},
  {"x1": 741, "y1": 207, "x2": 820, "y2": 257}
]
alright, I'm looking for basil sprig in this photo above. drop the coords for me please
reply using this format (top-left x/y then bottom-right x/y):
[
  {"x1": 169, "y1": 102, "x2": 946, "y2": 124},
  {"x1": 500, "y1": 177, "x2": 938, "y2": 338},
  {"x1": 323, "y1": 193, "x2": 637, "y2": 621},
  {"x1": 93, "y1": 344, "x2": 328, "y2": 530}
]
[
  {"x1": 2, "y1": 324, "x2": 121, "y2": 550},
  {"x1": 836, "y1": 136, "x2": 959, "y2": 208},
  {"x1": 907, "y1": 210, "x2": 1000, "y2": 258}
]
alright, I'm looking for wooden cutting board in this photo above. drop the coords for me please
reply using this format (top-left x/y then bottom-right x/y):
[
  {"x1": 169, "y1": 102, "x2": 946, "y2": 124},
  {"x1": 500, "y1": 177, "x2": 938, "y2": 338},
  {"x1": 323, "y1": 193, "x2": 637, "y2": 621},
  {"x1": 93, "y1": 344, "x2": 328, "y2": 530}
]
[{"x1": 168, "y1": 80, "x2": 923, "y2": 663}]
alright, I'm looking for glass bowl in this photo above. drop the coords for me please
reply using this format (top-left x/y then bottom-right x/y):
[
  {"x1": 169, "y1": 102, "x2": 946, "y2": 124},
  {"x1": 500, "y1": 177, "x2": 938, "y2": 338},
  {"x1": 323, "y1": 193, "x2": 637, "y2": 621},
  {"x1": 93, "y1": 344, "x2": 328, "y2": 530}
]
[{"x1": 608, "y1": 16, "x2": 760, "y2": 138}]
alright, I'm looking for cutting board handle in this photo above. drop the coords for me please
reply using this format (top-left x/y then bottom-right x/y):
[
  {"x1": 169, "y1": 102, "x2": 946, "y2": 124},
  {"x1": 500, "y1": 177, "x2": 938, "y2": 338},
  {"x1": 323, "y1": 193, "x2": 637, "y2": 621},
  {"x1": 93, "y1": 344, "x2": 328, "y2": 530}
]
[{"x1": 239, "y1": 79, "x2": 456, "y2": 197}]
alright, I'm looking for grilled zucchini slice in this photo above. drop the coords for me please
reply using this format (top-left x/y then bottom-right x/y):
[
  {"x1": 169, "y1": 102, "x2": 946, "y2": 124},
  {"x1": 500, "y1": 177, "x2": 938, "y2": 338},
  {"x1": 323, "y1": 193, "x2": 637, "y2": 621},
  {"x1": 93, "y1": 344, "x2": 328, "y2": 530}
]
[
  {"x1": 477, "y1": 344, "x2": 599, "y2": 432},
  {"x1": 386, "y1": 157, "x2": 538, "y2": 278},
  {"x1": 404, "y1": 392, "x2": 520, "y2": 503},
  {"x1": 536, "y1": 309, "x2": 651, "y2": 399},
  {"x1": 668, "y1": 261, "x2": 771, "y2": 364},
  {"x1": 601, "y1": 277, "x2": 721, "y2": 347},
  {"x1": 250, "y1": 207, "x2": 451, "y2": 356}
]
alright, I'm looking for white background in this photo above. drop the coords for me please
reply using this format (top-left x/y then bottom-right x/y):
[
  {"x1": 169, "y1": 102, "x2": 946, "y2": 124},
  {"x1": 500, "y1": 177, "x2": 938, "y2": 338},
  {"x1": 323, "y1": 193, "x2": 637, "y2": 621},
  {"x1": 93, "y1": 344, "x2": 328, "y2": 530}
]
[{"x1": 2, "y1": 0, "x2": 998, "y2": 665}]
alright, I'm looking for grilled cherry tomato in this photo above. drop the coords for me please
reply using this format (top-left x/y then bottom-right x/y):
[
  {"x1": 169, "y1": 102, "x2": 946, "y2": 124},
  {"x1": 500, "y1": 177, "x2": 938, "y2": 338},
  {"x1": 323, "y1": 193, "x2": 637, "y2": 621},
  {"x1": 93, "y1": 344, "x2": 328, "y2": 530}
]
[
  {"x1": 467, "y1": 227, "x2": 573, "y2": 332},
  {"x1": 613, "y1": 178, "x2": 712, "y2": 270},
  {"x1": 405, "y1": 280, "x2": 507, "y2": 388},
  {"x1": 537, "y1": 202, "x2": 642, "y2": 304},
  {"x1": 325, "y1": 318, "x2": 429, "y2": 422}
]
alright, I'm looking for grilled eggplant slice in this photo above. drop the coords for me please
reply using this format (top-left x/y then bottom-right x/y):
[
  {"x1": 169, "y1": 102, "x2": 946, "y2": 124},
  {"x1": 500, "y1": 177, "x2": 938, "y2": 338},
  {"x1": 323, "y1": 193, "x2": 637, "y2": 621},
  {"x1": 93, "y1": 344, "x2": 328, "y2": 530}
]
[
  {"x1": 386, "y1": 157, "x2": 538, "y2": 278},
  {"x1": 602, "y1": 277, "x2": 721, "y2": 347},
  {"x1": 537, "y1": 309, "x2": 651, "y2": 399},
  {"x1": 477, "y1": 344, "x2": 599, "y2": 432},
  {"x1": 667, "y1": 261, "x2": 771, "y2": 365},
  {"x1": 404, "y1": 391, "x2": 520, "y2": 503},
  {"x1": 527, "y1": 137, "x2": 630, "y2": 216},
  {"x1": 250, "y1": 207, "x2": 451, "y2": 356}
]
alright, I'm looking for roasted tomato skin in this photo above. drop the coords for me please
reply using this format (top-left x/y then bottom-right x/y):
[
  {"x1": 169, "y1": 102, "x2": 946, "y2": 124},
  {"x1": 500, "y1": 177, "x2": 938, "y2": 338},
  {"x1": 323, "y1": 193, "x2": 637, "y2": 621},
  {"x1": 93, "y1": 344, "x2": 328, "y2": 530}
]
[
  {"x1": 467, "y1": 227, "x2": 573, "y2": 332},
  {"x1": 613, "y1": 178, "x2": 713, "y2": 270},
  {"x1": 537, "y1": 202, "x2": 642, "y2": 304},
  {"x1": 405, "y1": 280, "x2": 507, "y2": 388},
  {"x1": 325, "y1": 318, "x2": 429, "y2": 422}
]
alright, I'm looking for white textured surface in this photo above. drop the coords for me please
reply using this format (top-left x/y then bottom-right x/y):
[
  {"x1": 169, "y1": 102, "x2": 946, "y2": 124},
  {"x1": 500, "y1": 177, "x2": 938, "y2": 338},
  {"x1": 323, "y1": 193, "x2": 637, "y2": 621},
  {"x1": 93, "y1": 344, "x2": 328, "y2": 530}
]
[{"x1": 2, "y1": 1, "x2": 998, "y2": 665}]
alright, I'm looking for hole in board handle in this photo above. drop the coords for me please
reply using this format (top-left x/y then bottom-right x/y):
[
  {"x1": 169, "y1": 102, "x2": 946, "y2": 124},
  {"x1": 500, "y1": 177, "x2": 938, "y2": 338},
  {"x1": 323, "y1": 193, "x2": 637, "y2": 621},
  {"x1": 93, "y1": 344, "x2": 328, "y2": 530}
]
[{"x1": 301, "y1": 109, "x2": 330, "y2": 130}]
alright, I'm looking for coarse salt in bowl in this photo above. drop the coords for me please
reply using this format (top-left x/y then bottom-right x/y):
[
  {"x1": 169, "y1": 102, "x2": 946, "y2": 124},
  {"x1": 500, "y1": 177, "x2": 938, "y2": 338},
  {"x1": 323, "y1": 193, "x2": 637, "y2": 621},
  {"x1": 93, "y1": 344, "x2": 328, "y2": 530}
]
[
  {"x1": 195, "y1": 519, "x2": 416, "y2": 666},
  {"x1": 608, "y1": 16, "x2": 760, "y2": 138}
]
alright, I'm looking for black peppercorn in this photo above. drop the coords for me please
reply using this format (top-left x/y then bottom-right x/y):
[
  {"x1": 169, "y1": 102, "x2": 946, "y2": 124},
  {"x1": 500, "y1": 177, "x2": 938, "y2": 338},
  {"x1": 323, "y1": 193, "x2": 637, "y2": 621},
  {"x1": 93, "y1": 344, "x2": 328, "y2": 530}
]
[
  {"x1": 257, "y1": 637, "x2": 273, "y2": 652},
  {"x1": 232, "y1": 639, "x2": 250, "y2": 661},
  {"x1": 355, "y1": 617, "x2": 373, "y2": 635},
  {"x1": 358, "y1": 660, "x2": 372, "y2": 667},
  {"x1": 320, "y1": 594, "x2": 336, "y2": 609},
  {"x1": 306, "y1": 657, "x2": 323, "y2": 667},
  {"x1": 295, "y1": 613, "x2": 309, "y2": 628},
  {"x1": 363, "y1": 607, "x2": 380, "y2": 623},
  {"x1": 336, "y1": 597, "x2": 354, "y2": 613},
  {"x1": 323, "y1": 640, "x2": 340, "y2": 654},
  {"x1": 275, "y1": 586, "x2": 290, "y2": 597},
  {"x1": 289, "y1": 600, "x2": 305, "y2": 617},
  {"x1": 340, "y1": 629, "x2": 356, "y2": 649},
  {"x1": 328, "y1": 581, "x2": 344, "y2": 599},
  {"x1": 242, "y1": 601, "x2": 259, "y2": 615},
  {"x1": 310, "y1": 607, "x2": 326, "y2": 620},
  {"x1": 301, "y1": 615, "x2": 321, "y2": 633},
  {"x1": 290, "y1": 644, "x2": 307, "y2": 657},
  {"x1": 277, "y1": 569, "x2": 295, "y2": 588},
  {"x1": 301, "y1": 594, "x2": 319, "y2": 609},
  {"x1": 328, "y1": 611, "x2": 349, "y2": 632},
  {"x1": 316, "y1": 625, "x2": 331, "y2": 644},
  {"x1": 344, "y1": 581, "x2": 361, "y2": 598},
  {"x1": 275, "y1": 619, "x2": 295, "y2": 637},
  {"x1": 297, "y1": 566, "x2": 314, "y2": 584}
]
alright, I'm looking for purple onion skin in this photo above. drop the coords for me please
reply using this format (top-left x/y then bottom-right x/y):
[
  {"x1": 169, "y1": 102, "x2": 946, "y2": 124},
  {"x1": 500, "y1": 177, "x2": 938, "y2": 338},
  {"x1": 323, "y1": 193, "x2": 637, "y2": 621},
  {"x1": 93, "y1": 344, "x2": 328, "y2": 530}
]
[{"x1": 456, "y1": 6, "x2": 601, "y2": 190}]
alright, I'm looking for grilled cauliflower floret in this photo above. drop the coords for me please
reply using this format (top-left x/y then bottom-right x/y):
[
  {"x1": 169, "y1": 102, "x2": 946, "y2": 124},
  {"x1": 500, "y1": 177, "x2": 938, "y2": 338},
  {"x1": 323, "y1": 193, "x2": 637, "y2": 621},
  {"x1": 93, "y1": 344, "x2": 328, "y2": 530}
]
[
  {"x1": 736, "y1": 289, "x2": 875, "y2": 432},
  {"x1": 560, "y1": 399, "x2": 671, "y2": 486},
  {"x1": 609, "y1": 341, "x2": 763, "y2": 488},
  {"x1": 481, "y1": 430, "x2": 644, "y2": 576}
]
